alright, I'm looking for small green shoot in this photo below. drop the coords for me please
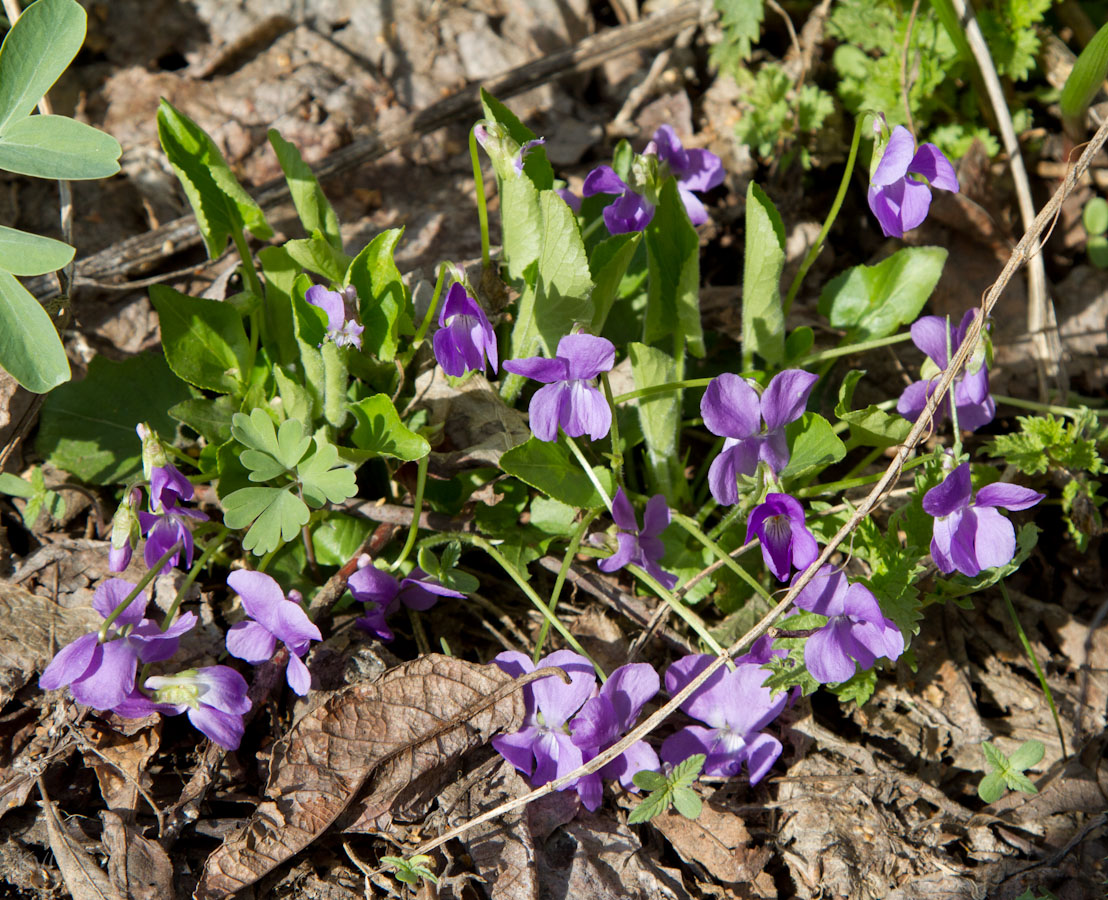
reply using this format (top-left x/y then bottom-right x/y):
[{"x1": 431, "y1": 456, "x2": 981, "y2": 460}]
[
  {"x1": 379, "y1": 854, "x2": 439, "y2": 886},
  {"x1": 977, "y1": 739, "x2": 1044, "y2": 803},
  {"x1": 0, "y1": 467, "x2": 65, "y2": 528},
  {"x1": 417, "y1": 542, "x2": 480, "y2": 594},
  {"x1": 627, "y1": 754, "x2": 705, "y2": 824}
]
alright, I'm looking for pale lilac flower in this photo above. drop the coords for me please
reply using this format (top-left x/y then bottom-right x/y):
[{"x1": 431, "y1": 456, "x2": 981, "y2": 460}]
[
  {"x1": 514, "y1": 138, "x2": 546, "y2": 175},
  {"x1": 582, "y1": 166, "x2": 655, "y2": 234},
  {"x1": 149, "y1": 464, "x2": 192, "y2": 513},
  {"x1": 491, "y1": 650, "x2": 598, "y2": 802},
  {"x1": 556, "y1": 187, "x2": 582, "y2": 213},
  {"x1": 792, "y1": 565, "x2": 904, "y2": 684},
  {"x1": 306, "y1": 284, "x2": 364, "y2": 349},
  {"x1": 116, "y1": 666, "x2": 251, "y2": 750},
  {"x1": 646, "y1": 125, "x2": 724, "y2": 225},
  {"x1": 746, "y1": 493, "x2": 818, "y2": 582},
  {"x1": 868, "y1": 125, "x2": 959, "y2": 238},
  {"x1": 660, "y1": 655, "x2": 786, "y2": 782},
  {"x1": 701, "y1": 369, "x2": 820, "y2": 505},
  {"x1": 432, "y1": 283, "x2": 498, "y2": 377},
  {"x1": 898, "y1": 310, "x2": 995, "y2": 432},
  {"x1": 225, "y1": 571, "x2": 321, "y2": 696},
  {"x1": 502, "y1": 333, "x2": 615, "y2": 442},
  {"x1": 139, "y1": 469, "x2": 207, "y2": 575},
  {"x1": 108, "y1": 487, "x2": 142, "y2": 573},
  {"x1": 347, "y1": 559, "x2": 465, "y2": 641},
  {"x1": 923, "y1": 463, "x2": 1043, "y2": 577},
  {"x1": 38, "y1": 578, "x2": 196, "y2": 711},
  {"x1": 570, "y1": 662, "x2": 660, "y2": 807},
  {"x1": 596, "y1": 488, "x2": 676, "y2": 589}
]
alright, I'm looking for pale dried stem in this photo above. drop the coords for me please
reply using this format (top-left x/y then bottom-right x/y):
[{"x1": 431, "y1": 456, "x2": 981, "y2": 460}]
[{"x1": 391, "y1": 114, "x2": 1108, "y2": 868}]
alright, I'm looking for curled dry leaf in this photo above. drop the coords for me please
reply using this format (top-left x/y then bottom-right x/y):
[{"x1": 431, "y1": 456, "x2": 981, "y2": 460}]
[
  {"x1": 101, "y1": 811, "x2": 176, "y2": 900},
  {"x1": 39, "y1": 782, "x2": 117, "y2": 900},
  {"x1": 196, "y1": 654, "x2": 528, "y2": 900}
]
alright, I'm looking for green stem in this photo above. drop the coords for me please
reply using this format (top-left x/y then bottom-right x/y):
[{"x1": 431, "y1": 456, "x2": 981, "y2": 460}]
[
  {"x1": 421, "y1": 532, "x2": 606, "y2": 680},
  {"x1": 629, "y1": 563, "x2": 728, "y2": 657},
  {"x1": 408, "y1": 264, "x2": 450, "y2": 360},
  {"x1": 947, "y1": 317, "x2": 963, "y2": 458},
  {"x1": 470, "y1": 127, "x2": 491, "y2": 270},
  {"x1": 999, "y1": 581, "x2": 1067, "y2": 758},
  {"x1": 706, "y1": 502, "x2": 746, "y2": 542},
  {"x1": 160, "y1": 527, "x2": 229, "y2": 632},
  {"x1": 994, "y1": 395, "x2": 1108, "y2": 419},
  {"x1": 391, "y1": 454, "x2": 430, "y2": 571},
  {"x1": 98, "y1": 541, "x2": 182, "y2": 642},
  {"x1": 793, "y1": 453, "x2": 928, "y2": 498},
  {"x1": 533, "y1": 511, "x2": 599, "y2": 662},
  {"x1": 799, "y1": 332, "x2": 913, "y2": 366},
  {"x1": 783, "y1": 114, "x2": 868, "y2": 317},
  {"x1": 612, "y1": 378, "x2": 715, "y2": 406},
  {"x1": 842, "y1": 446, "x2": 885, "y2": 481},
  {"x1": 231, "y1": 227, "x2": 264, "y2": 366},
  {"x1": 600, "y1": 372, "x2": 624, "y2": 491},
  {"x1": 671, "y1": 513, "x2": 775, "y2": 606},
  {"x1": 564, "y1": 435, "x2": 612, "y2": 511}
]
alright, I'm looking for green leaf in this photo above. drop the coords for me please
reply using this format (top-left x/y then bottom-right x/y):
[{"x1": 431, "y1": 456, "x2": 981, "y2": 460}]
[
  {"x1": 1005, "y1": 771, "x2": 1038, "y2": 795},
  {"x1": 644, "y1": 178, "x2": 704, "y2": 357},
  {"x1": 499, "y1": 437, "x2": 614, "y2": 509},
  {"x1": 819, "y1": 247, "x2": 947, "y2": 341},
  {"x1": 257, "y1": 246, "x2": 300, "y2": 368},
  {"x1": 267, "y1": 129, "x2": 343, "y2": 250},
  {"x1": 1060, "y1": 20, "x2": 1108, "y2": 124},
  {"x1": 709, "y1": 0, "x2": 765, "y2": 70},
  {"x1": 0, "y1": 269, "x2": 69, "y2": 392},
  {"x1": 671, "y1": 786, "x2": 702, "y2": 820},
  {"x1": 272, "y1": 366, "x2": 314, "y2": 424},
  {"x1": 284, "y1": 230, "x2": 348, "y2": 284},
  {"x1": 157, "y1": 98, "x2": 273, "y2": 258},
  {"x1": 1084, "y1": 197, "x2": 1108, "y2": 236},
  {"x1": 835, "y1": 370, "x2": 912, "y2": 448},
  {"x1": 981, "y1": 740, "x2": 1007, "y2": 771},
  {"x1": 321, "y1": 340, "x2": 349, "y2": 428},
  {"x1": 36, "y1": 353, "x2": 190, "y2": 483},
  {"x1": 977, "y1": 770, "x2": 1006, "y2": 803},
  {"x1": 149, "y1": 284, "x2": 250, "y2": 393},
  {"x1": 498, "y1": 171, "x2": 543, "y2": 284},
  {"x1": 627, "y1": 787, "x2": 670, "y2": 825},
  {"x1": 742, "y1": 182, "x2": 786, "y2": 367},
  {"x1": 0, "y1": 472, "x2": 34, "y2": 498},
  {"x1": 222, "y1": 485, "x2": 310, "y2": 556},
  {"x1": 0, "y1": 0, "x2": 85, "y2": 134},
  {"x1": 780, "y1": 413, "x2": 847, "y2": 479},
  {"x1": 629, "y1": 342, "x2": 682, "y2": 503},
  {"x1": 589, "y1": 232, "x2": 641, "y2": 333},
  {"x1": 349, "y1": 394, "x2": 430, "y2": 461},
  {"x1": 0, "y1": 114, "x2": 120, "y2": 179},
  {"x1": 529, "y1": 496, "x2": 578, "y2": 536},
  {"x1": 0, "y1": 226, "x2": 73, "y2": 276},
  {"x1": 238, "y1": 411, "x2": 311, "y2": 473},
  {"x1": 631, "y1": 770, "x2": 668, "y2": 792},
  {"x1": 830, "y1": 667, "x2": 878, "y2": 706},
  {"x1": 479, "y1": 90, "x2": 554, "y2": 188},
  {"x1": 297, "y1": 437, "x2": 357, "y2": 507},
  {"x1": 1007, "y1": 739, "x2": 1045, "y2": 771},
  {"x1": 169, "y1": 395, "x2": 236, "y2": 444},
  {"x1": 345, "y1": 228, "x2": 412, "y2": 362},
  {"x1": 670, "y1": 753, "x2": 706, "y2": 786},
  {"x1": 311, "y1": 514, "x2": 372, "y2": 566}
]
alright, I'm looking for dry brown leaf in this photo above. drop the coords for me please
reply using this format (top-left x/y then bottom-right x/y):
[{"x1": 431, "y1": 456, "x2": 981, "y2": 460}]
[
  {"x1": 40, "y1": 782, "x2": 119, "y2": 900},
  {"x1": 101, "y1": 811, "x2": 175, "y2": 900},
  {"x1": 196, "y1": 654, "x2": 526, "y2": 900},
  {"x1": 81, "y1": 716, "x2": 161, "y2": 820}
]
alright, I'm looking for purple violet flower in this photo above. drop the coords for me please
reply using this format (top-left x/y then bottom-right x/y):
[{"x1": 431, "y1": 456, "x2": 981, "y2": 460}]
[
  {"x1": 306, "y1": 284, "x2": 365, "y2": 349},
  {"x1": 491, "y1": 650, "x2": 599, "y2": 804},
  {"x1": 513, "y1": 138, "x2": 546, "y2": 175},
  {"x1": 868, "y1": 125, "x2": 959, "y2": 238},
  {"x1": 792, "y1": 565, "x2": 904, "y2": 684},
  {"x1": 570, "y1": 662, "x2": 661, "y2": 806},
  {"x1": 108, "y1": 487, "x2": 142, "y2": 573},
  {"x1": 660, "y1": 655, "x2": 786, "y2": 782},
  {"x1": 701, "y1": 369, "x2": 820, "y2": 505},
  {"x1": 645, "y1": 125, "x2": 724, "y2": 225},
  {"x1": 746, "y1": 493, "x2": 819, "y2": 582},
  {"x1": 596, "y1": 488, "x2": 677, "y2": 590},
  {"x1": 149, "y1": 464, "x2": 192, "y2": 513},
  {"x1": 347, "y1": 559, "x2": 465, "y2": 641},
  {"x1": 38, "y1": 578, "x2": 196, "y2": 711},
  {"x1": 922, "y1": 463, "x2": 1043, "y2": 577},
  {"x1": 115, "y1": 666, "x2": 251, "y2": 750},
  {"x1": 432, "y1": 282, "x2": 498, "y2": 377},
  {"x1": 138, "y1": 467, "x2": 207, "y2": 575},
  {"x1": 556, "y1": 187, "x2": 582, "y2": 213},
  {"x1": 582, "y1": 165, "x2": 655, "y2": 234},
  {"x1": 225, "y1": 571, "x2": 322, "y2": 696},
  {"x1": 897, "y1": 310, "x2": 995, "y2": 432},
  {"x1": 502, "y1": 333, "x2": 615, "y2": 442}
]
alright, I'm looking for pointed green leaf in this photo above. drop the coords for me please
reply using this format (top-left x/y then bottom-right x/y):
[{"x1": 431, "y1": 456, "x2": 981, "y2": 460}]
[
  {"x1": 780, "y1": 413, "x2": 847, "y2": 479},
  {"x1": 349, "y1": 394, "x2": 430, "y2": 461},
  {"x1": 311, "y1": 514, "x2": 372, "y2": 566},
  {"x1": 1007, "y1": 739, "x2": 1045, "y2": 771},
  {"x1": 629, "y1": 341, "x2": 682, "y2": 503},
  {"x1": 627, "y1": 787, "x2": 671, "y2": 824},
  {"x1": 1005, "y1": 771, "x2": 1038, "y2": 795},
  {"x1": 589, "y1": 232, "x2": 640, "y2": 333},
  {"x1": 0, "y1": 269, "x2": 69, "y2": 392},
  {"x1": 344, "y1": 228, "x2": 412, "y2": 361},
  {"x1": 632, "y1": 770, "x2": 668, "y2": 792},
  {"x1": 0, "y1": 472, "x2": 34, "y2": 498},
  {"x1": 977, "y1": 770, "x2": 1006, "y2": 803},
  {"x1": 0, "y1": 0, "x2": 85, "y2": 134},
  {"x1": 499, "y1": 437, "x2": 614, "y2": 509},
  {"x1": 479, "y1": 90, "x2": 554, "y2": 188},
  {"x1": 169, "y1": 395, "x2": 236, "y2": 444},
  {"x1": 284, "y1": 230, "x2": 348, "y2": 284},
  {"x1": 157, "y1": 99, "x2": 273, "y2": 258},
  {"x1": 644, "y1": 177, "x2": 703, "y2": 357},
  {"x1": 671, "y1": 786, "x2": 702, "y2": 820},
  {"x1": 836, "y1": 369, "x2": 912, "y2": 448},
  {"x1": 272, "y1": 366, "x2": 313, "y2": 424},
  {"x1": 0, "y1": 226, "x2": 73, "y2": 276},
  {"x1": 257, "y1": 246, "x2": 300, "y2": 367},
  {"x1": 149, "y1": 284, "x2": 250, "y2": 393},
  {"x1": 742, "y1": 182, "x2": 786, "y2": 367},
  {"x1": 980, "y1": 740, "x2": 1007, "y2": 772},
  {"x1": 670, "y1": 753, "x2": 706, "y2": 786},
  {"x1": 0, "y1": 114, "x2": 120, "y2": 179},
  {"x1": 268, "y1": 129, "x2": 343, "y2": 250},
  {"x1": 321, "y1": 340, "x2": 349, "y2": 428}
]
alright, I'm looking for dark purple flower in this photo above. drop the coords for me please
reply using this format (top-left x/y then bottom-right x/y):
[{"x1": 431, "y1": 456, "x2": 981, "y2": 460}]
[
  {"x1": 491, "y1": 650, "x2": 598, "y2": 803},
  {"x1": 556, "y1": 187, "x2": 582, "y2": 213},
  {"x1": 898, "y1": 310, "x2": 995, "y2": 432},
  {"x1": 570, "y1": 662, "x2": 660, "y2": 806},
  {"x1": 646, "y1": 125, "x2": 724, "y2": 225},
  {"x1": 347, "y1": 559, "x2": 465, "y2": 641},
  {"x1": 502, "y1": 333, "x2": 615, "y2": 442},
  {"x1": 117, "y1": 666, "x2": 252, "y2": 750},
  {"x1": 138, "y1": 464, "x2": 208, "y2": 574},
  {"x1": 596, "y1": 488, "x2": 676, "y2": 589},
  {"x1": 868, "y1": 125, "x2": 959, "y2": 238},
  {"x1": 923, "y1": 463, "x2": 1043, "y2": 577},
  {"x1": 225, "y1": 571, "x2": 322, "y2": 696},
  {"x1": 792, "y1": 565, "x2": 904, "y2": 684},
  {"x1": 306, "y1": 284, "x2": 365, "y2": 349},
  {"x1": 432, "y1": 283, "x2": 497, "y2": 377},
  {"x1": 582, "y1": 166, "x2": 655, "y2": 234},
  {"x1": 701, "y1": 369, "x2": 820, "y2": 505},
  {"x1": 746, "y1": 493, "x2": 818, "y2": 582},
  {"x1": 660, "y1": 655, "x2": 786, "y2": 782},
  {"x1": 38, "y1": 578, "x2": 196, "y2": 710},
  {"x1": 149, "y1": 464, "x2": 192, "y2": 513}
]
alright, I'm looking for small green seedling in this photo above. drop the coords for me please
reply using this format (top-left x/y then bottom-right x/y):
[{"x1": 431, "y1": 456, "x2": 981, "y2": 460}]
[
  {"x1": 627, "y1": 754, "x2": 705, "y2": 824},
  {"x1": 380, "y1": 854, "x2": 438, "y2": 886},
  {"x1": 1083, "y1": 196, "x2": 1108, "y2": 268},
  {"x1": 977, "y1": 739, "x2": 1044, "y2": 803},
  {"x1": 0, "y1": 467, "x2": 65, "y2": 528}
]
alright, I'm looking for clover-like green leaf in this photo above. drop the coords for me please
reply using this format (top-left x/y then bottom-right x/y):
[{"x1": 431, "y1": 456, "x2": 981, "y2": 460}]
[
  {"x1": 297, "y1": 437, "x2": 357, "y2": 507},
  {"x1": 222, "y1": 485, "x2": 310, "y2": 556},
  {"x1": 231, "y1": 409, "x2": 311, "y2": 473}
]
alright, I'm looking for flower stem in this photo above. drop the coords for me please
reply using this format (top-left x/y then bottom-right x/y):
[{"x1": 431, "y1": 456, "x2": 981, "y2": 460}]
[
  {"x1": 783, "y1": 114, "x2": 868, "y2": 317},
  {"x1": 391, "y1": 454, "x2": 430, "y2": 572},
  {"x1": 563, "y1": 435, "x2": 612, "y2": 511},
  {"x1": 600, "y1": 372, "x2": 624, "y2": 490},
  {"x1": 629, "y1": 563, "x2": 728, "y2": 657},
  {"x1": 407, "y1": 263, "x2": 450, "y2": 362},
  {"x1": 97, "y1": 541, "x2": 183, "y2": 642},
  {"x1": 161, "y1": 527, "x2": 229, "y2": 632},
  {"x1": 611, "y1": 378, "x2": 716, "y2": 406},
  {"x1": 999, "y1": 581, "x2": 1067, "y2": 757},
  {"x1": 947, "y1": 316, "x2": 963, "y2": 459},
  {"x1": 993, "y1": 395, "x2": 1108, "y2": 419},
  {"x1": 533, "y1": 511, "x2": 599, "y2": 662},
  {"x1": 470, "y1": 127, "x2": 491, "y2": 270},
  {"x1": 798, "y1": 331, "x2": 913, "y2": 366},
  {"x1": 671, "y1": 513, "x2": 775, "y2": 606}
]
